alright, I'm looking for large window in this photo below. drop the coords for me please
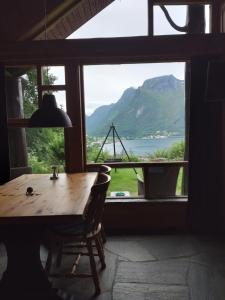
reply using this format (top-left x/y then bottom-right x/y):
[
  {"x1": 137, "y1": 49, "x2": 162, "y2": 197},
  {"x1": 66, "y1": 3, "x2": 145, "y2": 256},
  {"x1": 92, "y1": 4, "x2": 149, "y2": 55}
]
[{"x1": 83, "y1": 62, "x2": 186, "y2": 197}]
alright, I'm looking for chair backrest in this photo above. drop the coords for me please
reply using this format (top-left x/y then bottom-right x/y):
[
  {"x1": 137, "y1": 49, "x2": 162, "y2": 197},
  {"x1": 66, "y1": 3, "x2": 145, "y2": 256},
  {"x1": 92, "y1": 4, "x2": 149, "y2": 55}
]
[
  {"x1": 86, "y1": 164, "x2": 111, "y2": 175},
  {"x1": 84, "y1": 173, "x2": 111, "y2": 232},
  {"x1": 99, "y1": 164, "x2": 111, "y2": 175},
  {"x1": 137, "y1": 174, "x2": 144, "y2": 195}
]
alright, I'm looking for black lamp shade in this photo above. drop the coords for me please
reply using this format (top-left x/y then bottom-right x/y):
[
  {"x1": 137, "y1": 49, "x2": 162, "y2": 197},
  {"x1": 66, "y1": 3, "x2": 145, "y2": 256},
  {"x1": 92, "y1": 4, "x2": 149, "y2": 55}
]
[{"x1": 29, "y1": 94, "x2": 72, "y2": 127}]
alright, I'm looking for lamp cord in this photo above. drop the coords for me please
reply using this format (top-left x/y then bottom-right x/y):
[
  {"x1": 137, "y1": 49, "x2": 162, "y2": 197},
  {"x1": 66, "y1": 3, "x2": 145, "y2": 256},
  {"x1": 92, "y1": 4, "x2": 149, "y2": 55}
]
[{"x1": 44, "y1": 0, "x2": 50, "y2": 86}]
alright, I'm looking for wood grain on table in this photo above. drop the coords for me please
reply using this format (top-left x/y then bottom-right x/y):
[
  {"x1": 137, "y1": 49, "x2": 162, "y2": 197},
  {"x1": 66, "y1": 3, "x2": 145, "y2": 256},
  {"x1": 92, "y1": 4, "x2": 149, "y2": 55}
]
[{"x1": 0, "y1": 173, "x2": 97, "y2": 223}]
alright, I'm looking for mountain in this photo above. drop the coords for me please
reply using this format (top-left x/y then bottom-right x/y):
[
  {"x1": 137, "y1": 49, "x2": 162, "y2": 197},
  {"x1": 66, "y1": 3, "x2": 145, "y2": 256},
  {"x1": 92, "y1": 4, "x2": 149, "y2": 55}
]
[{"x1": 86, "y1": 75, "x2": 185, "y2": 138}]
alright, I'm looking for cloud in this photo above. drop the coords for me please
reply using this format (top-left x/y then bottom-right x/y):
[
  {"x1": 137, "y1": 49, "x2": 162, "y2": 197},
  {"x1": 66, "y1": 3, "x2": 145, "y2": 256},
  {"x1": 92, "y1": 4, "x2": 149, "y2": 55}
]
[{"x1": 83, "y1": 63, "x2": 185, "y2": 114}]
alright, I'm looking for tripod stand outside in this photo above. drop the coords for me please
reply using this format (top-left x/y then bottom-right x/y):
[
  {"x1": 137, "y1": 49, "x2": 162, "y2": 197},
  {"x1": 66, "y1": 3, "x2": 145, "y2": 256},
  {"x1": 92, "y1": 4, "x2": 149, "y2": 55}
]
[{"x1": 95, "y1": 123, "x2": 137, "y2": 175}]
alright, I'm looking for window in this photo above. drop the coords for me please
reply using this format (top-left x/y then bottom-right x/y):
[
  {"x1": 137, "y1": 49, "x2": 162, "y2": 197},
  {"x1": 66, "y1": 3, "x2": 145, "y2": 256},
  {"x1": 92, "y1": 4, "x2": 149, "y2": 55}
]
[
  {"x1": 154, "y1": 5, "x2": 211, "y2": 35},
  {"x1": 68, "y1": 2, "x2": 211, "y2": 39},
  {"x1": 154, "y1": 5, "x2": 187, "y2": 35},
  {"x1": 68, "y1": 0, "x2": 148, "y2": 39},
  {"x1": 6, "y1": 65, "x2": 67, "y2": 174},
  {"x1": 83, "y1": 62, "x2": 186, "y2": 197}
]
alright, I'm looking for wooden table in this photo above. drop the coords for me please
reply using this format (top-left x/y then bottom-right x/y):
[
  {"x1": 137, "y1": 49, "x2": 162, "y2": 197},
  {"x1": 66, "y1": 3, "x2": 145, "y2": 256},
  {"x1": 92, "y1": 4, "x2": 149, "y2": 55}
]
[{"x1": 0, "y1": 172, "x2": 97, "y2": 300}]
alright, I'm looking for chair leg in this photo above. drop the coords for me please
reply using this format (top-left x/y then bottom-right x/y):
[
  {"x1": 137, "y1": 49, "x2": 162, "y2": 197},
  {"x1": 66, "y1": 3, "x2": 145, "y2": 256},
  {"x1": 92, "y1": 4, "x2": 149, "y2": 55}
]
[
  {"x1": 86, "y1": 238, "x2": 101, "y2": 295},
  {"x1": 45, "y1": 238, "x2": 55, "y2": 274},
  {"x1": 95, "y1": 234, "x2": 106, "y2": 270},
  {"x1": 45, "y1": 247, "x2": 52, "y2": 274},
  {"x1": 56, "y1": 240, "x2": 64, "y2": 268},
  {"x1": 101, "y1": 225, "x2": 107, "y2": 244}
]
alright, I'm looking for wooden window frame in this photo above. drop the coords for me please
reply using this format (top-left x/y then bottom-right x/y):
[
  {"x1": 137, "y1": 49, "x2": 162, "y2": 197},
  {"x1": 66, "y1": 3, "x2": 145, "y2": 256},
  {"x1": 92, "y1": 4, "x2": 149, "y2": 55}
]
[{"x1": 2, "y1": 33, "x2": 225, "y2": 173}]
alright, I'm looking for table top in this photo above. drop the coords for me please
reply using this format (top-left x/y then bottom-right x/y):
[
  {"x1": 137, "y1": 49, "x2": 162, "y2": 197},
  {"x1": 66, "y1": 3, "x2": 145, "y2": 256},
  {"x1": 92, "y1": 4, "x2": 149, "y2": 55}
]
[{"x1": 0, "y1": 173, "x2": 97, "y2": 224}]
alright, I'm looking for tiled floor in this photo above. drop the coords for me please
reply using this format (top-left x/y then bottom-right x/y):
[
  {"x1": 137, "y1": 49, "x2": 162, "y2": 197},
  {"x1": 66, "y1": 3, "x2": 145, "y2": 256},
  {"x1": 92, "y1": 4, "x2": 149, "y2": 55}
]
[{"x1": 1, "y1": 235, "x2": 225, "y2": 299}]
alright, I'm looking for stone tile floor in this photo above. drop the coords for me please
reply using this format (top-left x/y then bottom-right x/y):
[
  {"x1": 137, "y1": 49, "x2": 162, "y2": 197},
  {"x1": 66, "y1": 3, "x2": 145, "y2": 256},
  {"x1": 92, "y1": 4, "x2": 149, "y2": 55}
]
[{"x1": 1, "y1": 234, "x2": 225, "y2": 299}]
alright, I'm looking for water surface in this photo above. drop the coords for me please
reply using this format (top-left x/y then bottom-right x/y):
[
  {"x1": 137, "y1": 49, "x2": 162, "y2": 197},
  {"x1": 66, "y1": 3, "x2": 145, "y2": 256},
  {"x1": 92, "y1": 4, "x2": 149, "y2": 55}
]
[{"x1": 103, "y1": 136, "x2": 184, "y2": 156}]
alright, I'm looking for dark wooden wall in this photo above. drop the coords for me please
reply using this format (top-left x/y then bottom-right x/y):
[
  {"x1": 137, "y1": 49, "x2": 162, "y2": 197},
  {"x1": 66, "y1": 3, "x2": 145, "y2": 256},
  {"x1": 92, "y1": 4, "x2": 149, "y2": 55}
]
[
  {"x1": 188, "y1": 57, "x2": 225, "y2": 232},
  {"x1": 0, "y1": 66, "x2": 10, "y2": 184}
]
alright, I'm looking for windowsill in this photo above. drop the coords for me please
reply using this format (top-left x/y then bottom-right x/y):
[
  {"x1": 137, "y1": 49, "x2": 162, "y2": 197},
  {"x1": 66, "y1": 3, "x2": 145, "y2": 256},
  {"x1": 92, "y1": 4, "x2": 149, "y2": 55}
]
[{"x1": 106, "y1": 196, "x2": 188, "y2": 203}]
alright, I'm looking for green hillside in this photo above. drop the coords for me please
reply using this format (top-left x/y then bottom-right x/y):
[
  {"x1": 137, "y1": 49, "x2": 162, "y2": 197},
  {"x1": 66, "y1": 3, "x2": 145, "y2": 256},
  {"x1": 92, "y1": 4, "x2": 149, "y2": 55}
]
[{"x1": 86, "y1": 75, "x2": 185, "y2": 138}]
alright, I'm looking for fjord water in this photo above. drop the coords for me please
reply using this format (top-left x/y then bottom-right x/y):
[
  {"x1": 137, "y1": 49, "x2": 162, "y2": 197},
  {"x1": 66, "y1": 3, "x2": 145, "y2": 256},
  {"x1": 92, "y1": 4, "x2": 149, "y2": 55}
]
[{"x1": 103, "y1": 136, "x2": 184, "y2": 156}]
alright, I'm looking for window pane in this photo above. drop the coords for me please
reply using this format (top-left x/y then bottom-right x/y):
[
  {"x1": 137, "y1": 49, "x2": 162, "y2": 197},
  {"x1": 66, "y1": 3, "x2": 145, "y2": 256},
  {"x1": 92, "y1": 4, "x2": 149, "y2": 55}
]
[
  {"x1": 154, "y1": 5, "x2": 187, "y2": 35},
  {"x1": 68, "y1": 0, "x2": 147, "y2": 39},
  {"x1": 205, "y1": 5, "x2": 210, "y2": 33},
  {"x1": 43, "y1": 91, "x2": 67, "y2": 112},
  {"x1": 154, "y1": 5, "x2": 210, "y2": 35},
  {"x1": 48, "y1": 66, "x2": 65, "y2": 85},
  {"x1": 7, "y1": 127, "x2": 65, "y2": 176},
  {"x1": 108, "y1": 168, "x2": 142, "y2": 197},
  {"x1": 84, "y1": 63, "x2": 186, "y2": 197},
  {"x1": 26, "y1": 128, "x2": 65, "y2": 174},
  {"x1": 41, "y1": 66, "x2": 65, "y2": 85}
]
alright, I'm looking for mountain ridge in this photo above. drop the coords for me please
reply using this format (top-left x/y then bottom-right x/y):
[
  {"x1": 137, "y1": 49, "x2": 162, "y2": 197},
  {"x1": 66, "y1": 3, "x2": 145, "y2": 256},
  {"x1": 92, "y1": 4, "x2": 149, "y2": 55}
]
[{"x1": 86, "y1": 75, "x2": 185, "y2": 138}]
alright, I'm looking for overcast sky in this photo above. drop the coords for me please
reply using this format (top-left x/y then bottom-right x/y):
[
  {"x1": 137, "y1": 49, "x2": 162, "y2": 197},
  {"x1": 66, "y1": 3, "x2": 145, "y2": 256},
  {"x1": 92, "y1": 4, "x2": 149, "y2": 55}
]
[{"x1": 51, "y1": 0, "x2": 209, "y2": 115}]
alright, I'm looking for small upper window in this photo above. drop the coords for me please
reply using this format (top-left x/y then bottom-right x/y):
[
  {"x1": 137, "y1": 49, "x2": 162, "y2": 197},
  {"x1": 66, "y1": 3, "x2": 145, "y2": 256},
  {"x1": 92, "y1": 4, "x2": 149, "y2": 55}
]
[
  {"x1": 68, "y1": 0, "x2": 148, "y2": 39},
  {"x1": 154, "y1": 5, "x2": 187, "y2": 36},
  {"x1": 41, "y1": 66, "x2": 65, "y2": 86},
  {"x1": 154, "y1": 5, "x2": 210, "y2": 35}
]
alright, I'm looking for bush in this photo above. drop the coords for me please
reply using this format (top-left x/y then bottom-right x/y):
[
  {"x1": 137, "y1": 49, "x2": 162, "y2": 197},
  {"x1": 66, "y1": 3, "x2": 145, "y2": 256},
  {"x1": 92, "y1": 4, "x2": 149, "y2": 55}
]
[
  {"x1": 121, "y1": 151, "x2": 140, "y2": 162},
  {"x1": 149, "y1": 140, "x2": 185, "y2": 161}
]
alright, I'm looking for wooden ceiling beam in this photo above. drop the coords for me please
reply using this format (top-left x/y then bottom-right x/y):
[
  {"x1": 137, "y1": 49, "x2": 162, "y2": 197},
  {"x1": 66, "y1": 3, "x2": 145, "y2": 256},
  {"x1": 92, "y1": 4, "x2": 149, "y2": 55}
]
[
  {"x1": 0, "y1": 34, "x2": 225, "y2": 65},
  {"x1": 19, "y1": 0, "x2": 83, "y2": 41},
  {"x1": 38, "y1": 0, "x2": 114, "y2": 40}
]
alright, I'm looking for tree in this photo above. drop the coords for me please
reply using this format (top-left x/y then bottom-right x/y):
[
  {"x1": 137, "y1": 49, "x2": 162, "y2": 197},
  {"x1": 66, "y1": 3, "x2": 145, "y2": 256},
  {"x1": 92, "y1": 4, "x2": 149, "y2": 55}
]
[
  {"x1": 23, "y1": 68, "x2": 56, "y2": 118},
  {"x1": 23, "y1": 68, "x2": 65, "y2": 173}
]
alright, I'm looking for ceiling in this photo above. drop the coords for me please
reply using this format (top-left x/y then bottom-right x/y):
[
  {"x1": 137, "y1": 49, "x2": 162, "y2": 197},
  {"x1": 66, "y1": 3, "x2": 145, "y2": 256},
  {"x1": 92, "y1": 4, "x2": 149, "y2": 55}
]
[{"x1": 0, "y1": 0, "x2": 114, "y2": 41}]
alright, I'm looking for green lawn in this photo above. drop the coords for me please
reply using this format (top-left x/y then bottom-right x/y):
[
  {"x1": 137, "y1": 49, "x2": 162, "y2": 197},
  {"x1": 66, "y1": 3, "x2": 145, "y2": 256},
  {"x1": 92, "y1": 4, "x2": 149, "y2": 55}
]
[
  {"x1": 108, "y1": 168, "x2": 183, "y2": 197},
  {"x1": 108, "y1": 168, "x2": 141, "y2": 196}
]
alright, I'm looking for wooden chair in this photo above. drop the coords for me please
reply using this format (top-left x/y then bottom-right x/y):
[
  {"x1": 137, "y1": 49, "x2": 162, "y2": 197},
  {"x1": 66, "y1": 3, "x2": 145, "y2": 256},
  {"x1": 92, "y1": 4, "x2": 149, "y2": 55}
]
[
  {"x1": 98, "y1": 165, "x2": 111, "y2": 243},
  {"x1": 87, "y1": 164, "x2": 111, "y2": 243},
  {"x1": 99, "y1": 164, "x2": 111, "y2": 175},
  {"x1": 45, "y1": 173, "x2": 111, "y2": 295},
  {"x1": 87, "y1": 164, "x2": 111, "y2": 175}
]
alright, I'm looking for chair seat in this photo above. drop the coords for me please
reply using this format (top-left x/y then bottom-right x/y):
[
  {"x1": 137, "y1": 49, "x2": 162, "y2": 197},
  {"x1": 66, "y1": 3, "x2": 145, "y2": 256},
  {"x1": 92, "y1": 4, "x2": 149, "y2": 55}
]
[
  {"x1": 50, "y1": 221, "x2": 86, "y2": 236},
  {"x1": 50, "y1": 222, "x2": 101, "y2": 238}
]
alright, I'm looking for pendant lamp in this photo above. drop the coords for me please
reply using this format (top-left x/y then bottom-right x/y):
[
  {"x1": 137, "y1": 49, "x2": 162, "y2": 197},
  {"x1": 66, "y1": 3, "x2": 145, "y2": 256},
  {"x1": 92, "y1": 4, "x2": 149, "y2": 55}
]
[
  {"x1": 29, "y1": 0, "x2": 72, "y2": 128},
  {"x1": 29, "y1": 94, "x2": 72, "y2": 127}
]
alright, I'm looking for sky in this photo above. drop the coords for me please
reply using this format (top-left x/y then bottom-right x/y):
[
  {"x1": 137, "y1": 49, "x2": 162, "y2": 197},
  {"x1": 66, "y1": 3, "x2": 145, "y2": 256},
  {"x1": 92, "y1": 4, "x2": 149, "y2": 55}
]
[{"x1": 50, "y1": 0, "x2": 209, "y2": 115}]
